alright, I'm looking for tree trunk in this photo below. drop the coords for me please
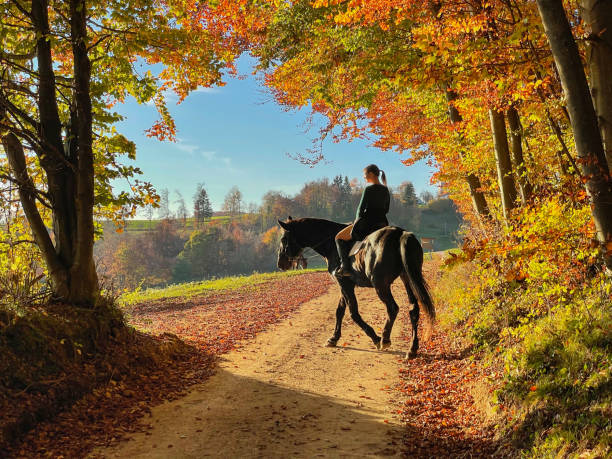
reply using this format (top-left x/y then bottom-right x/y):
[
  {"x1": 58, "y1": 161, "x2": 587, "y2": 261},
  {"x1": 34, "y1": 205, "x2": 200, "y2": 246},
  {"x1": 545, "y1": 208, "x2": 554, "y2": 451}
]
[
  {"x1": 506, "y1": 107, "x2": 533, "y2": 203},
  {"x1": 6, "y1": 0, "x2": 100, "y2": 303},
  {"x1": 69, "y1": 0, "x2": 99, "y2": 302},
  {"x1": 537, "y1": 0, "x2": 612, "y2": 269},
  {"x1": 489, "y1": 109, "x2": 518, "y2": 220},
  {"x1": 445, "y1": 90, "x2": 491, "y2": 219},
  {"x1": 31, "y1": 0, "x2": 78, "y2": 267},
  {"x1": 581, "y1": 0, "x2": 612, "y2": 172}
]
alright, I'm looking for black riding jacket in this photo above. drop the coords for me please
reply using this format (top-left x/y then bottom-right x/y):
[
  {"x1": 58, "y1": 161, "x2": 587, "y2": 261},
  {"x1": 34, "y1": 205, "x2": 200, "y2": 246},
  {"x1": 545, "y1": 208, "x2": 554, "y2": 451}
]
[
  {"x1": 352, "y1": 184, "x2": 390, "y2": 240},
  {"x1": 356, "y1": 183, "x2": 390, "y2": 221}
]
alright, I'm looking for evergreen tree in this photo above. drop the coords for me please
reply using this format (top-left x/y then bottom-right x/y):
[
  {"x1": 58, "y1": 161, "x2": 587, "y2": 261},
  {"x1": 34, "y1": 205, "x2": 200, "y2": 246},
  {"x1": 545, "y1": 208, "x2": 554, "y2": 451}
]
[
  {"x1": 194, "y1": 183, "x2": 213, "y2": 226},
  {"x1": 399, "y1": 182, "x2": 418, "y2": 207},
  {"x1": 331, "y1": 175, "x2": 353, "y2": 221}
]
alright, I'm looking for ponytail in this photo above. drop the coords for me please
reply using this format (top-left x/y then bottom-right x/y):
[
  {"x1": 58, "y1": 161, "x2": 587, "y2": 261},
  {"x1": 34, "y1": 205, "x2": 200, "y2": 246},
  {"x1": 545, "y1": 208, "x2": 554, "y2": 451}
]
[{"x1": 364, "y1": 163, "x2": 387, "y2": 186}]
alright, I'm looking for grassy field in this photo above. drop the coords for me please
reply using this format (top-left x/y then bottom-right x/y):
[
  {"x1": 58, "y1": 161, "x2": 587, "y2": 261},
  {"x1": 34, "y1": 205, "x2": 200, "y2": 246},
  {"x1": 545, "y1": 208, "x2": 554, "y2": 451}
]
[
  {"x1": 120, "y1": 268, "x2": 326, "y2": 306},
  {"x1": 119, "y1": 215, "x2": 233, "y2": 232}
]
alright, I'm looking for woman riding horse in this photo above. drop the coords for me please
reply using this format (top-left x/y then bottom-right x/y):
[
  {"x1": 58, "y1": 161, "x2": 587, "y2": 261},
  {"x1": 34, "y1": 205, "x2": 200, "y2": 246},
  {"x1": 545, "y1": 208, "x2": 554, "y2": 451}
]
[
  {"x1": 276, "y1": 165, "x2": 434, "y2": 358},
  {"x1": 334, "y1": 164, "x2": 390, "y2": 277}
]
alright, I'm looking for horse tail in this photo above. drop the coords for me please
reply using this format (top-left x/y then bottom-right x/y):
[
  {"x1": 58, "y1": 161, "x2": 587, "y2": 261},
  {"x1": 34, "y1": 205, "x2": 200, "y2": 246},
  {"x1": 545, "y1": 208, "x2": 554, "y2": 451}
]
[{"x1": 400, "y1": 231, "x2": 436, "y2": 324}]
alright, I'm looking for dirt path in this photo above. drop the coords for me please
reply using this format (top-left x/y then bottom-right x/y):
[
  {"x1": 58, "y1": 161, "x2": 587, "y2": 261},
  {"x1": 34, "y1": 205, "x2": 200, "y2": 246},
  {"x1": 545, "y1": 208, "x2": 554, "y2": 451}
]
[{"x1": 94, "y1": 284, "x2": 409, "y2": 458}]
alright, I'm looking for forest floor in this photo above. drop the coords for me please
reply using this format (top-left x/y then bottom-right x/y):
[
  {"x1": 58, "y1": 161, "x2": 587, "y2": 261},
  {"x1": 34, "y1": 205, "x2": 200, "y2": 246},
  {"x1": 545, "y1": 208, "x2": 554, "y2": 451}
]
[{"x1": 7, "y1": 263, "x2": 514, "y2": 458}]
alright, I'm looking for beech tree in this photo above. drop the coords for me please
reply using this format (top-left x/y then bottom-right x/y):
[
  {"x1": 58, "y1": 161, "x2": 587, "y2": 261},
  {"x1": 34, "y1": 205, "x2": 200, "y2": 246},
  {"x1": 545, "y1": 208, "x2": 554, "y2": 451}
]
[
  {"x1": 223, "y1": 186, "x2": 243, "y2": 216},
  {"x1": 506, "y1": 107, "x2": 533, "y2": 204},
  {"x1": 175, "y1": 190, "x2": 188, "y2": 225},
  {"x1": 0, "y1": 0, "x2": 233, "y2": 303},
  {"x1": 580, "y1": 0, "x2": 612, "y2": 171},
  {"x1": 489, "y1": 109, "x2": 518, "y2": 221},
  {"x1": 445, "y1": 90, "x2": 491, "y2": 220},
  {"x1": 536, "y1": 0, "x2": 612, "y2": 269}
]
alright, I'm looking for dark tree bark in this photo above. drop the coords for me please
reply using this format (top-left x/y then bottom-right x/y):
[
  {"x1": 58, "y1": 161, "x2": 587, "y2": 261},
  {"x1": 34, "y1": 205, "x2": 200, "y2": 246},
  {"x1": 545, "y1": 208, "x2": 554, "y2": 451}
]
[
  {"x1": 69, "y1": 0, "x2": 99, "y2": 301},
  {"x1": 581, "y1": 0, "x2": 612, "y2": 172},
  {"x1": 537, "y1": 0, "x2": 612, "y2": 269},
  {"x1": 445, "y1": 90, "x2": 491, "y2": 219},
  {"x1": 489, "y1": 109, "x2": 518, "y2": 220},
  {"x1": 0, "y1": 0, "x2": 99, "y2": 303},
  {"x1": 31, "y1": 0, "x2": 78, "y2": 267},
  {"x1": 506, "y1": 107, "x2": 533, "y2": 203}
]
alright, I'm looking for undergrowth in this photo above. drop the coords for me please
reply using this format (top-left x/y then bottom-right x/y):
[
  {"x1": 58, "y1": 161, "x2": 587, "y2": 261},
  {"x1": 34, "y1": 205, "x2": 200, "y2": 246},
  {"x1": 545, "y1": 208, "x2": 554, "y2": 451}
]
[{"x1": 435, "y1": 260, "x2": 611, "y2": 458}]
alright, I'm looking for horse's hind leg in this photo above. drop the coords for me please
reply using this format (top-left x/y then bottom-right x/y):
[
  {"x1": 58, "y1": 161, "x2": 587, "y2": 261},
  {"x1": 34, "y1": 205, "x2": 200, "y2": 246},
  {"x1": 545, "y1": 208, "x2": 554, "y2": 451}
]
[
  {"x1": 326, "y1": 297, "x2": 346, "y2": 347},
  {"x1": 375, "y1": 284, "x2": 399, "y2": 350},
  {"x1": 343, "y1": 283, "x2": 381, "y2": 348},
  {"x1": 400, "y1": 273, "x2": 420, "y2": 358}
]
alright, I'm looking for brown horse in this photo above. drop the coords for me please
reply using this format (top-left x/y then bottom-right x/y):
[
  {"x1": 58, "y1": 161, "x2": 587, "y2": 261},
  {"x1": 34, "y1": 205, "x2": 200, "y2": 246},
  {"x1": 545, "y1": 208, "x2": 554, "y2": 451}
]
[{"x1": 277, "y1": 217, "x2": 435, "y2": 358}]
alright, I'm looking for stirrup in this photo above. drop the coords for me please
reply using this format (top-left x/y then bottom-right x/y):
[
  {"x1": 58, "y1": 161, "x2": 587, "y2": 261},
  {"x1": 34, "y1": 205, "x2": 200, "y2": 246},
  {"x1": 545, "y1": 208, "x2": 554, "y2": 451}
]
[{"x1": 334, "y1": 265, "x2": 352, "y2": 278}]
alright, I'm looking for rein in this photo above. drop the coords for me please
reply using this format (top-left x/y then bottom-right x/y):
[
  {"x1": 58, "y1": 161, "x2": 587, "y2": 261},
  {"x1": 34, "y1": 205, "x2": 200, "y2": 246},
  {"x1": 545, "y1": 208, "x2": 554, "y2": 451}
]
[{"x1": 284, "y1": 234, "x2": 335, "y2": 262}]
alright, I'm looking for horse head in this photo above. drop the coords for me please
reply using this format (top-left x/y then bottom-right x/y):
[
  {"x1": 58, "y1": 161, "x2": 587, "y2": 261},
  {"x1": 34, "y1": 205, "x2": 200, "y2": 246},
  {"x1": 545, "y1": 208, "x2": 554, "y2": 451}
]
[{"x1": 277, "y1": 216, "x2": 304, "y2": 271}]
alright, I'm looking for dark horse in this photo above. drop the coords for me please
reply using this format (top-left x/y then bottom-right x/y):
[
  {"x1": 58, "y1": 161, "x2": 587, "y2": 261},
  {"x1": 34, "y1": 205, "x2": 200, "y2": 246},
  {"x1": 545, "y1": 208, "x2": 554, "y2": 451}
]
[{"x1": 277, "y1": 217, "x2": 435, "y2": 358}]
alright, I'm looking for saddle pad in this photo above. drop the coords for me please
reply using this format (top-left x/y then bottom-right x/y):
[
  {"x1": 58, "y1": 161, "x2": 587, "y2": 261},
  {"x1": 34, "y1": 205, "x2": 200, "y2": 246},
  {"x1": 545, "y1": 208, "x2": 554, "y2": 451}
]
[{"x1": 349, "y1": 240, "x2": 364, "y2": 257}]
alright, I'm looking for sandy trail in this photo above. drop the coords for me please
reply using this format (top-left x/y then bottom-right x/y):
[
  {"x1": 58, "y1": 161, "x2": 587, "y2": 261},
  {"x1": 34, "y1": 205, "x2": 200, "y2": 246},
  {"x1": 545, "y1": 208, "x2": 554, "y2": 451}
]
[{"x1": 94, "y1": 283, "x2": 411, "y2": 458}]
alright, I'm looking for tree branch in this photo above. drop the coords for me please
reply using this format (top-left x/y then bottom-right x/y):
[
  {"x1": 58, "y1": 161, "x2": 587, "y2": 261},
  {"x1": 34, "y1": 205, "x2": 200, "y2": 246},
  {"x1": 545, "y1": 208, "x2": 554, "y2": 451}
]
[{"x1": 1, "y1": 132, "x2": 63, "y2": 276}]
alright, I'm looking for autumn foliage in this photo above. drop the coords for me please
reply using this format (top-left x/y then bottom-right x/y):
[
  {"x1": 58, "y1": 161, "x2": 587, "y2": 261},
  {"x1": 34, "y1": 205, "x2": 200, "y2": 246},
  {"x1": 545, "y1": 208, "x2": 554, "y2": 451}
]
[
  {"x1": 1, "y1": 0, "x2": 611, "y2": 456},
  {"x1": 188, "y1": 0, "x2": 612, "y2": 455}
]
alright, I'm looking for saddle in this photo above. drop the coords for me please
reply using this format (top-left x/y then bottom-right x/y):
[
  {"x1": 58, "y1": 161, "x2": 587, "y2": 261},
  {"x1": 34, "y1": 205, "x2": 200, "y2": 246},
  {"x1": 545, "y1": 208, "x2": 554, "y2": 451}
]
[
  {"x1": 349, "y1": 240, "x2": 365, "y2": 257},
  {"x1": 349, "y1": 219, "x2": 387, "y2": 258}
]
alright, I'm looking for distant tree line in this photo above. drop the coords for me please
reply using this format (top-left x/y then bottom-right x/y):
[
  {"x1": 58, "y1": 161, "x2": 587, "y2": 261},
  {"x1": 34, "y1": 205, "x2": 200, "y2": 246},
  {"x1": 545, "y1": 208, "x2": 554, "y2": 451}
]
[{"x1": 95, "y1": 176, "x2": 461, "y2": 290}]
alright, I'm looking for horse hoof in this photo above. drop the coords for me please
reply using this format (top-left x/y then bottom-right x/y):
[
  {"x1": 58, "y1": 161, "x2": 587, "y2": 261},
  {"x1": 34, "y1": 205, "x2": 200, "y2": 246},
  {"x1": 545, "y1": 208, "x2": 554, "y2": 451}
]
[
  {"x1": 380, "y1": 341, "x2": 391, "y2": 351},
  {"x1": 325, "y1": 339, "x2": 337, "y2": 348},
  {"x1": 373, "y1": 337, "x2": 382, "y2": 350},
  {"x1": 405, "y1": 350, "x2": 418, "y2": 359}
]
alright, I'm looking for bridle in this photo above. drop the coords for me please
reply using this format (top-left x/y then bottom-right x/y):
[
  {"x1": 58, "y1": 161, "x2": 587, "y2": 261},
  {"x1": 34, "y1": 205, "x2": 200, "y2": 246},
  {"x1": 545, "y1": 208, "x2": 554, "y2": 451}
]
[{"x1": 280, "y1": 233, "x2": 335, "y2": 263}]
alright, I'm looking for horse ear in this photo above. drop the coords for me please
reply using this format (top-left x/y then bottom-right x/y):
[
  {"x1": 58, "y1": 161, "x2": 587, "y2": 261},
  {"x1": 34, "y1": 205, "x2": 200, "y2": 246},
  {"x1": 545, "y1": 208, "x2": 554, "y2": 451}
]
[
  {"x1": 278, "y1": 219, "x2": 290, "y2": 231},
  {"x1": 287, "y1": 215, "x2": 293, "y2": 220}
]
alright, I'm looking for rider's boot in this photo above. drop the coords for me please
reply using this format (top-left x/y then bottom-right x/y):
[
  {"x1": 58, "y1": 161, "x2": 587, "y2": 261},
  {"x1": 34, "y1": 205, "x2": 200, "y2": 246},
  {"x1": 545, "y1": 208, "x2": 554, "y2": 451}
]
[{"x1": 334, "y1": 239, "x2": 353, "y2": 278}]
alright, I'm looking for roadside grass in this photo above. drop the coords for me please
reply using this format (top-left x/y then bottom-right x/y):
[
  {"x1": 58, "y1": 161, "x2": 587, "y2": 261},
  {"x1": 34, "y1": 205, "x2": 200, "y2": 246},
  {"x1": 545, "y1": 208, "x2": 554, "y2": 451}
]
[
  {"x1": 120, "y1": 268, "x2": 326, "y2": 306},
  {"x1": 434, "y1": 260, "x2": 611, "y2": 458}
]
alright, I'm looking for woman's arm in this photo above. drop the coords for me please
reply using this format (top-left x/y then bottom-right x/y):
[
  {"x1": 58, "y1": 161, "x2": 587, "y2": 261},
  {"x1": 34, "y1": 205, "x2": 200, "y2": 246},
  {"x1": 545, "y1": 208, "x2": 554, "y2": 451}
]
[
  {"x1": 384, "y1": 189, "x2": 390, "y2": 214},
  {"x1": 356, "y1": 187, "x2": 369, "y2": 219}
]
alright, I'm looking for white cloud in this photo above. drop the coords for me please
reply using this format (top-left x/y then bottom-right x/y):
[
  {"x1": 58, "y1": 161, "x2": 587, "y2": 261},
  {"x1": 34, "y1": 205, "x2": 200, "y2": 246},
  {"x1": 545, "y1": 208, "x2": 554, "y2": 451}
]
[
  {"x1": 172, "y1": 141, "x2": 238, "y2": 174},
  {"x1": 194, "y1": 86, "x2": 220, "y2": 94},
  {"x1": 175, "y1": 142, "x2": 199, "y2": 155},
  {"x1": 200, "y1": 150, "x2": 218, "y2": 161}
]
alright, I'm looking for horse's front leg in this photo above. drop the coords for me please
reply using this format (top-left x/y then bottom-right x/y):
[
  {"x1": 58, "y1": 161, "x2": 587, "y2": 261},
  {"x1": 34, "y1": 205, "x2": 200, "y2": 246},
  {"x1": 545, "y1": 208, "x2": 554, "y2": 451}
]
[{"x1": 326, "y1": 297, "x2": 346, "y2": 347}]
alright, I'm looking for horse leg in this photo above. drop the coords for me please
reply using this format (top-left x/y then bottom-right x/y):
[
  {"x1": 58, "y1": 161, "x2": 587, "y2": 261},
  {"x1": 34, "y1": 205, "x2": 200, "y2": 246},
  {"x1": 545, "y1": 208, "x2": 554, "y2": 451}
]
[
  {"x1": 401, "y1": 273, "x2": 420, "y2": 358},
  {"x1": 326, "y1": 297, "x2": 346, "y2": 347},
  {"x1": 375, "y1": 284, "x2": 399, "y2": 351},
  {"x1": 344, "y1": 284, "x2": 381, "y2": 348}
]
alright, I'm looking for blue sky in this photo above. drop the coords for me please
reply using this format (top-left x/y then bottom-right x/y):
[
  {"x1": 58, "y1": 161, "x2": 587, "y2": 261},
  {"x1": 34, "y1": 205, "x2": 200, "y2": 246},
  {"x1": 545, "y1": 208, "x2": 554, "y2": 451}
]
[{"x1": 116, "y1": 57, "x2": 437, "y2": 213}]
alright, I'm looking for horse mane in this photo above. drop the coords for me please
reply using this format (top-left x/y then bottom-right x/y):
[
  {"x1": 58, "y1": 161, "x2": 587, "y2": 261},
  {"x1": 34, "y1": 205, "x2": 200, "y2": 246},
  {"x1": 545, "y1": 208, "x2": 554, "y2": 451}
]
[
  {"x1": 289, "y1": 217, "x2": 347, "y2": 240},
  {"x1": 283, "y1": 217, "x2": 347, "y2": 256}
]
